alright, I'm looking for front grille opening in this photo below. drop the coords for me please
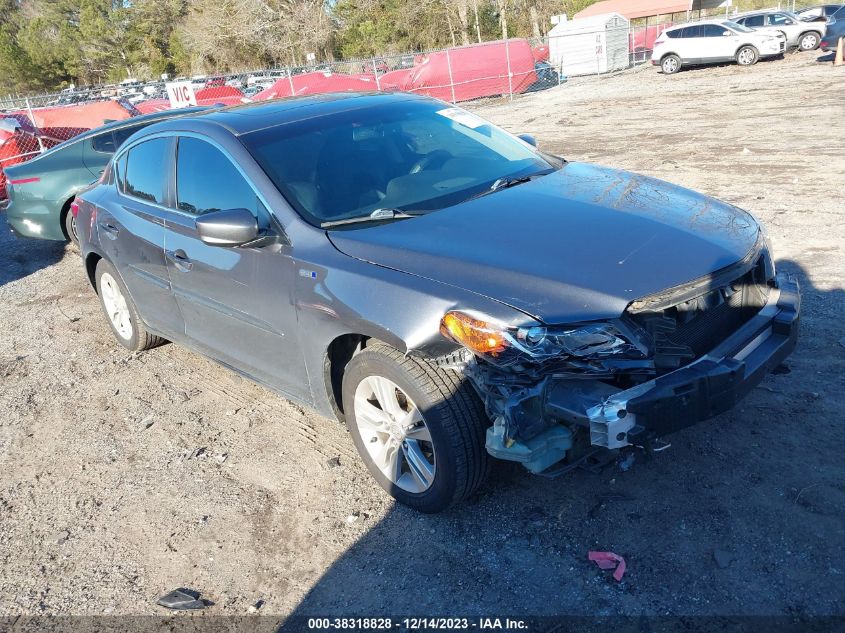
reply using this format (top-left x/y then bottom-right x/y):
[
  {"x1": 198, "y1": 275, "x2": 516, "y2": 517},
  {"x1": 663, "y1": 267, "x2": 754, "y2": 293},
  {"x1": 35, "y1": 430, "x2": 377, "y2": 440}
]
[{"x1": 629, "y1": 256, "x2": 771, "y2": 372}]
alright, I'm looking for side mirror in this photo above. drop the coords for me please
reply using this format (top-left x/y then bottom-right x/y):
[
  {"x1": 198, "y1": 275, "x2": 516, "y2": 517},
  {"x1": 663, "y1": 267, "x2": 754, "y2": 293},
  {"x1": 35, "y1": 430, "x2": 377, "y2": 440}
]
[
  {"x1": 723, "y1": 30, "x2": 733, "y2": 36},
  {"x1": 195, "y1": 208, "x2": 259, "y2": 247},
  {"x1": 518, "y1": 133, "x2": 537, "y2": 148}
]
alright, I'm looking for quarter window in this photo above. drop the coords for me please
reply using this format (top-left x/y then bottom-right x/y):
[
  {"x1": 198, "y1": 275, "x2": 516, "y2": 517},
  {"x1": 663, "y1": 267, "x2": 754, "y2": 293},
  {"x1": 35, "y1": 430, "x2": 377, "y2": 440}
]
[
  {"x1": 113, "y1": 124, "x2": 144, "y2": 149},
  {"x1": 123, "y1": 138, "x2": 170, "y2": 205},
  {"x1": 91, "y1": 132, "x2": 116, "y2": 153},
  {"x1": 175, "y1": 137, "x2": 257, "y2": 216}
]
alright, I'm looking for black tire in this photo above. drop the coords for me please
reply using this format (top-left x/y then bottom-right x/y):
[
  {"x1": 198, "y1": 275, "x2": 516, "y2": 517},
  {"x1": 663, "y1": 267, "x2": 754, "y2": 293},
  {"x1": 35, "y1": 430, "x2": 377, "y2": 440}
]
[
  {"x1": 95, "y1": 258, "x2": 164, "y2": 352},
  {"x1": 63, "y1": 206, "x2": 79, "y2": 248},
  {"x1": 798, "y1": 31, "x2": 820, "y2": 51},
  {"x1": 661, "y1": 54, "x2": 682, "y2": 75},
  {"x1": 736, "y1": 45, "x2": 759, "y2": 66},
  {"x1": 342, "y1": 342, "x2": 490, "y2": 513}
]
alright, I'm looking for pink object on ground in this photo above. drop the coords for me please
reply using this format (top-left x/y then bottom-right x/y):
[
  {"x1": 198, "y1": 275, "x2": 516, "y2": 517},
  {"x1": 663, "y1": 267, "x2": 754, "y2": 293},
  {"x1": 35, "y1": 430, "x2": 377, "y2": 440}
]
[{"x1": 588, "y1": 551, "x2": 627, "y2": 582}]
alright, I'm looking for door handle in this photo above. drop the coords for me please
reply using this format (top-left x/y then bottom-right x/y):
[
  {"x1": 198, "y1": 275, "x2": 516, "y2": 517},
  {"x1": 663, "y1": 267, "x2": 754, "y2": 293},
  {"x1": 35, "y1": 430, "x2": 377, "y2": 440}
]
[
  {"x1": 99, "y1": 222, "x2": 119, "y2": 239},
  {"x1": 165, "y1": 249, "x2": 193, "y2": 272}
]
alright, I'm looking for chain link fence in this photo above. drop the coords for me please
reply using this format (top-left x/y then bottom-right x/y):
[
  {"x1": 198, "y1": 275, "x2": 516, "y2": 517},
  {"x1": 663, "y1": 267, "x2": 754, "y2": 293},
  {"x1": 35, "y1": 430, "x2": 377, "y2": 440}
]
[{"x1": 0, "y1": 0, "x2": 829, "y2": 200}]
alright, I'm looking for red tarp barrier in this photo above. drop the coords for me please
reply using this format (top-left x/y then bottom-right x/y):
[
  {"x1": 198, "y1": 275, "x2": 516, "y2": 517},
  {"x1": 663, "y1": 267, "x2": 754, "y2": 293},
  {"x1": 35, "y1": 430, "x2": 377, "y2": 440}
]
[
  {"x1": 533, "y1": 44, "x2": 550, "y2": 62},
  {"x1": 379, "y1": 39, "x2": 537, "y2": 102},
  {"x1": 195, "y1": 86, "x2": 246, "y2": 106},
  {"x1": 20, "y1": 100, "x2": 138, "y2": 130},
  {"x1": 631, "y1": 23, "x2": 672, "y2": 51},
  {"x1": 254, "y1": 72, "x2": 380, "y2": 100},
  {"x1": 135, "y1": 99, "x2": 171, "y2": 114}
]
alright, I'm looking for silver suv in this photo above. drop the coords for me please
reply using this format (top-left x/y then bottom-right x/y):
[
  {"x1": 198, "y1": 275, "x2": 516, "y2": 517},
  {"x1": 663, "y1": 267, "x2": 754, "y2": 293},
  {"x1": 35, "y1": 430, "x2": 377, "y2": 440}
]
[{"x1": 732, "y1": 10, "x2": 826, "y2": 50}]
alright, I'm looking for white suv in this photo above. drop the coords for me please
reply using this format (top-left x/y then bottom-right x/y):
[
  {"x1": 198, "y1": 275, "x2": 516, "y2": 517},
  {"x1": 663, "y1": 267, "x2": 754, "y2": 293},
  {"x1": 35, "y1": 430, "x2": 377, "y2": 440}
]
[
  {"x1": 731, "y1": 10, "x2": 826, "y2": 51},
  {"x1": 652, "y1": 20, "x2": 786, "y2": 75}
]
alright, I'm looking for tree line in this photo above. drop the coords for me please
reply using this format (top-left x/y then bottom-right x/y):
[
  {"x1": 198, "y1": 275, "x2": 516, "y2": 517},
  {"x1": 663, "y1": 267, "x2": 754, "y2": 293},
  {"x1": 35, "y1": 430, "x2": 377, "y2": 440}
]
[{"x1": 0, "y1": 0, "x2": 599, "y2": 94}]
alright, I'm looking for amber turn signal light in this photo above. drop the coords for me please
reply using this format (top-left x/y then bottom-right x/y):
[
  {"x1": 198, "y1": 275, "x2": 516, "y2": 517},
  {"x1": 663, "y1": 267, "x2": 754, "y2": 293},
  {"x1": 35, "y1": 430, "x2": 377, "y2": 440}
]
[{"x1": 440, "y1": 311, "x2": 508, "y2": 355}]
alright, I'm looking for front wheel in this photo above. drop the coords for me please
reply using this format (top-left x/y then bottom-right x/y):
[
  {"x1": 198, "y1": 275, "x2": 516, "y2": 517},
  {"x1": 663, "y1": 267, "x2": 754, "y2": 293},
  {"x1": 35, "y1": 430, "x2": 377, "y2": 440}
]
[
  {"x1": 798, "y1": 32, "x2": 820, "y2": 51},
  {"x1": 661, "y1": 54, "x2": 681, "y2": 74},
  {"x1": 342, "y1": 342, "x2": 490, "y2": 513},
  {"x1": 736, "y1": 45, "x2": 759, "y2": 66}
]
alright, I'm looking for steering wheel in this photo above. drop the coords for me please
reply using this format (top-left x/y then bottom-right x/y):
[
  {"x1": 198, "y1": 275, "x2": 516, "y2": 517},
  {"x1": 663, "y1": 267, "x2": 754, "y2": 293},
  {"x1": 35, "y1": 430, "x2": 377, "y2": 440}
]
[{"x1": 408, "y1": 150, "x2": 451, "y2": 175}]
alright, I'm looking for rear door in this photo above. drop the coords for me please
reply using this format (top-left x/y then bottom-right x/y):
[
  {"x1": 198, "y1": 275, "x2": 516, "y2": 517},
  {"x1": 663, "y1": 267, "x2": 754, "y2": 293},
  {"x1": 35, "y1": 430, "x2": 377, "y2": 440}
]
[
  {"x1": 703, "y1": 24, "x2": 737, "y2": 59},
  {"x1": 163, "y1": 135, "x2": 309, "y2": 401},
  {"x1": 680, "y1": 25, "x2": 708, "y2": 62},
  {"x1": 97, "y1": 137, "x2": 184, "y2": 337}
]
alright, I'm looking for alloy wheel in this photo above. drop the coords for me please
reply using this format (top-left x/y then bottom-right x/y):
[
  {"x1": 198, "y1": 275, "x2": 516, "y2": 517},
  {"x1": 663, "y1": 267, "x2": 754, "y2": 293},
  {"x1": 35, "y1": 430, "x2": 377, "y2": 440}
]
[
  {"x1": 662, "y1": 57, "x2": 679, "y2": 73},
  {"x1": 800, "y1": 34, "x2": 818, "y2": 50},
  {"x1": 100, "y1": 272, "x2": 133, "y2": 340},
  {"x1": 353, "y1": 375, "x2": 436, "y2": 493},
  {"x1": 738, "y1": 49, "x2": 755, "y2": 65}
]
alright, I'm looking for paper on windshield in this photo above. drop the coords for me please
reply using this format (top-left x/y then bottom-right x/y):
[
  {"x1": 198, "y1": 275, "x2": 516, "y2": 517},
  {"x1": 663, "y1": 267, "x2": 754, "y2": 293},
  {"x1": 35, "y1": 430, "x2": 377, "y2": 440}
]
[{"x1": 436, "y1": 107, "x2": 486, "y2": 129}]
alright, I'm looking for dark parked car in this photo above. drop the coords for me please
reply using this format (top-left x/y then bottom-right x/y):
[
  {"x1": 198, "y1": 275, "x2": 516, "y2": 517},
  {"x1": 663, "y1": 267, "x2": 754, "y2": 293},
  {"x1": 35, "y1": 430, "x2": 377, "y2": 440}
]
[
  {"x1": 74, "y1": 94, "x2": 800, "y2": 512},
  {"x1": 4, "y1": 107, "x2": 207, "y2": 244},
  {"x1": 820, "y1": 14, "x2": 845, "y2": 49}
]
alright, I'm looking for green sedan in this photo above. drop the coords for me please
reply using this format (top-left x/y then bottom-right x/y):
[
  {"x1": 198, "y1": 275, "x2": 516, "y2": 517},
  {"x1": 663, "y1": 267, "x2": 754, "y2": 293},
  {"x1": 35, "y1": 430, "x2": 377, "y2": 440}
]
[{"x1": 3, "y1": 106, "x2": 207, "y2": 244}]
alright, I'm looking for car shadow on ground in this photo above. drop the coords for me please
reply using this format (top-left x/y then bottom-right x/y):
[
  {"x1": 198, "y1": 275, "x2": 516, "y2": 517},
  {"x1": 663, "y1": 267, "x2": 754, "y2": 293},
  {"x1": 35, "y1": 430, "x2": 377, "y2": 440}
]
[
  {"x1": 0, "y1": 213, "x2": 68, "y2": 287},
  {"x1": 279, "y1": 259, "x2": 843, "y2": 621}
]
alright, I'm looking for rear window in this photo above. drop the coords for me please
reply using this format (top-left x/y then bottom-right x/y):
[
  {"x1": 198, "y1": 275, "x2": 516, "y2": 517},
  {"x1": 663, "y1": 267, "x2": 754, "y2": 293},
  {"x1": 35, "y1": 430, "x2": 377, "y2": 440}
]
[
  {"x1": 742, "y1": 15, "x2": 765, "y2": 27},
  {"x1": 123, "y1": 138, "x2": 169, "y2": 205}
]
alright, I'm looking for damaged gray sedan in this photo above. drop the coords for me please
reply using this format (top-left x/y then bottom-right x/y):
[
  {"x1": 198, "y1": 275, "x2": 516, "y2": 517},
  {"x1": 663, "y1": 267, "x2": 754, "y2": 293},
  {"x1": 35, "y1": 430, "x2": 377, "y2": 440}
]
[{"x1": 74, "y1": 93, "x2": 800, "y2": 512}]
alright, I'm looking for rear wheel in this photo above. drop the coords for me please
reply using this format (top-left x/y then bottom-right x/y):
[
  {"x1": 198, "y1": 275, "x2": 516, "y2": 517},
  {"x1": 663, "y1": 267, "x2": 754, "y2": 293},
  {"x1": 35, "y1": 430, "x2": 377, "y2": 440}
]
[
  {"x1": 63, "y1": 207, "x2": 78, "y2": 247},
  {"x1": 95, "y1": 259, "x2": 164, "y2": 352},
  {"x1": 661, "y1": 54, "x2": 681, "y2": 74},
  {"x1": 736, "y1": 45, "x2": 759, "y2": 66},
  {"x1": 798, "y1": 31, "x2": 820, "y2": 51},
  {"x1": 342, "y1": 342, "x2": 490, "y2": 513}
]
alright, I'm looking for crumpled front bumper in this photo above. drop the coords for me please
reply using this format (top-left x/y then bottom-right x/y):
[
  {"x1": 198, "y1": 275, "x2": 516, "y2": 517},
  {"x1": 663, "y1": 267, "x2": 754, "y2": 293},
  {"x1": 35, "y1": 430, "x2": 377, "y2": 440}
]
[
  {"x1": 578, "y1": 274, "x2": 799, "y2": 449},
  {"x1": 485, "y1": 274, "x2": 800, "y2": 470}
]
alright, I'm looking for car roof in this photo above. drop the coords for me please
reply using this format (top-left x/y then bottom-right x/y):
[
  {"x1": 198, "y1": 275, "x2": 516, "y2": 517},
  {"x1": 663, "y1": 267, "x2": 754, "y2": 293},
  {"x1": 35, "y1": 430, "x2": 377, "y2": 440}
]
[
  {"x1": 138, "y1": 92, "x2": 431, "y2": 138},
  {"x1": 665, "y1": 19, "x2": 734, "y2": 30}
]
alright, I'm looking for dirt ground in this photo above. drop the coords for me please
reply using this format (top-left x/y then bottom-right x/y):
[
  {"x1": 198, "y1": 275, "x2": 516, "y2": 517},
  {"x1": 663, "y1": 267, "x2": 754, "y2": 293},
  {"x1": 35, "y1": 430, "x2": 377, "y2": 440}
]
[{"x1": 1, "y1": 51, "x2": 843, "y2": 623}]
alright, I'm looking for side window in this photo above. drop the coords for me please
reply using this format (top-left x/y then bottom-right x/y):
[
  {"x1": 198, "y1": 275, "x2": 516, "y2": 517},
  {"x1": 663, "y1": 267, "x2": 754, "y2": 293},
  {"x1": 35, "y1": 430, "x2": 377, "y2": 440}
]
[
  {"x1": 685, "y1": 25, "x2": 703, "y2": 38},
  {"x1": 744, "y1": 15, "x2": 765, "y2": 27},
  {"x1": 123, "y1": 138, "x2": 170, "y2": 205},
  {"x1": 91, "y1": 132, "x2": 116, "y2": 153},
  {"x1": 768, "y1": 13, "x2": 789, "y2": 25},
  {"x1": 176, "y1": 137, "x2": 257, "y2": 216},
  {"x1": 665, "y1": 28, "x2": 679, "y2": 39},
  {"x1": 703, "y1": 25, "x2": 725, "y2": 37},
  {"x1": 113, "y1": 124, "x2": 144, "y2": 150}
]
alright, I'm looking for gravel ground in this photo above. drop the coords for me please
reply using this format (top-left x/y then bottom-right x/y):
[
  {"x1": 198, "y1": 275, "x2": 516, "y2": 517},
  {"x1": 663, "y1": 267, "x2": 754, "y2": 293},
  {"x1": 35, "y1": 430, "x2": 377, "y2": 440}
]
[{"x1": 1, "y1": 51, "x2": 843, "y2": 622}]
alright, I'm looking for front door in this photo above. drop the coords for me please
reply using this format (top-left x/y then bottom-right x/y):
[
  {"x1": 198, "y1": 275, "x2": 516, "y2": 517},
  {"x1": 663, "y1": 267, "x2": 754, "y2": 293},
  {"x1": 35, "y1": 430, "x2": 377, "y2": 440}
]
[{"x1": 163, "y1": 135, "x2": 310, "y2": 402}]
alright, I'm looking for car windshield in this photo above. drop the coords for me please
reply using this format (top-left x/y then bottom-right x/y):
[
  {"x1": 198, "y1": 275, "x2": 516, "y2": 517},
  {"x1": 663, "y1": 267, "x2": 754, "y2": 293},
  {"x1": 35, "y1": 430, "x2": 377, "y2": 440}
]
[
  {"x1": 241, "y1": 99, "x2": 555, "y2": 227},
  {"x1": 724, "y1": 20, "x2": 754, "y2": 32}
]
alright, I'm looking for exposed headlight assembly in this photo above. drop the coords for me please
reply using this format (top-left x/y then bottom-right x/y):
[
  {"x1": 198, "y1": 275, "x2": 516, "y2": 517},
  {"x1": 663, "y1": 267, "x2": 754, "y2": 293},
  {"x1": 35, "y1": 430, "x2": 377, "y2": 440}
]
[{"x1": 440, "y1": 311, "x2": 645, "y2": 366}]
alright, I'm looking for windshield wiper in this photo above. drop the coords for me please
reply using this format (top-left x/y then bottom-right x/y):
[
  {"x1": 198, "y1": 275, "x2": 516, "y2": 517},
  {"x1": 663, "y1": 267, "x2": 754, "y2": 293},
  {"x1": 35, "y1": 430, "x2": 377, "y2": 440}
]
[
  {"x1": 320, "y1": 208, "x2": 422, "y2": 228},
  {"x1": 463, "y1": 170, "x2": 552, "y2": 204}
]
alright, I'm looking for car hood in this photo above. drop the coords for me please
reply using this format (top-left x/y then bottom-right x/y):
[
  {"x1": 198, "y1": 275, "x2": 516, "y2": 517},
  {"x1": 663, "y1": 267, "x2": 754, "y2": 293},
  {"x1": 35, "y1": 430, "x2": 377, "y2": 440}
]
[{"x1": 328, "y1": 162, "x2": 760, "y2": 324}]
